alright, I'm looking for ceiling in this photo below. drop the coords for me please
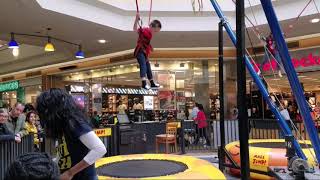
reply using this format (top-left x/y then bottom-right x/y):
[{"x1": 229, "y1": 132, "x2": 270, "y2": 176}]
[{"x1": 0, "y1": 0, "x2": 320, "y2": 75}]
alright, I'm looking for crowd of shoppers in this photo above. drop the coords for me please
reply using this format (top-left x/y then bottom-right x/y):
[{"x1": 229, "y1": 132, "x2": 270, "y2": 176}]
[
  {"x1": 2, "y1": 88, "x2": 107, "y2": 180},
  {"x1": 0, "y1": 103, "x2": 43, "y2": 146}
]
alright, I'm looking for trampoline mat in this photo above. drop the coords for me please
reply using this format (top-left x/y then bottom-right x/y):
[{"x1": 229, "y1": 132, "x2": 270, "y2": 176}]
[
  {"x1": 96, "y1": 159, "x2": 188, "y2": 178},
  {"x1": 250, "y1": 142, "x2": 312, "y2": 149}
]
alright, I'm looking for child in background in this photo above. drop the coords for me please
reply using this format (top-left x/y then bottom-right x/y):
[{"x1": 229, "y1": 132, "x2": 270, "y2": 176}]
[
  {"x1": 193, "y1": 104, "x2": 211, "y2": 146},
  {"x1": 133, "y1": 13, "x2": 162, "y2": 90},
  {"x1": 25, "y1": 111, "x2": 41, "y2": 150}
]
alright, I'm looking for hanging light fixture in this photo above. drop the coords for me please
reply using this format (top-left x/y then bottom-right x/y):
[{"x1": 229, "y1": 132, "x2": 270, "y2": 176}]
[
  {"x1": 12, "y1": 48, "x2": 19, "y2": 57},
  {"x1": 8, "y1": 33, "x2": 19, "y2": 49},
  {"x1": 44, "y1": 36, "x2": 55, "y2": 52},
  {"x1": 75, "y1": 45, "x2": 84, "y2": 59}
]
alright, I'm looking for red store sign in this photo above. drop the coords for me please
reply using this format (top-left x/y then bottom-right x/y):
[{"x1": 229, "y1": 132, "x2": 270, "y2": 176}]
[{"x1": 257, "y1": 53, "x2": 320, "y2": 72}]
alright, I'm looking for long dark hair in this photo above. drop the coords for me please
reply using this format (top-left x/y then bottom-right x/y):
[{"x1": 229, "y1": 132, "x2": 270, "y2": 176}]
[
  {"x1": 5, "y1": 152, "x2": 60, "y2": 180},
  {"x1": 198, "y1": 104, "x2": 204, "y2": 111},
  {"x1": 36, "y1": 88, "x2": 89, "y2": 139},
  {"x1": 26, "y1": 111, "x2": 37, "y2": 123},
  {"x1": 23, "y1": 103, "x2": 35, "y2": 113}
]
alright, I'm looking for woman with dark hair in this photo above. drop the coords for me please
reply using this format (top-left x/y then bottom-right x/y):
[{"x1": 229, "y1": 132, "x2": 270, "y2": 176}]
[
  {"x1": 23, "y1": 103, "x2": 35, "y2": 113},
  {"x1": 25, "y1": 111, "x2": 41, "y2": 150},
  {"x1": 36, "y1": 88, "x2": 106, "y2": 180},
  {"x1": 193, "y1": 104, "x2": 211, "y2": 146}
]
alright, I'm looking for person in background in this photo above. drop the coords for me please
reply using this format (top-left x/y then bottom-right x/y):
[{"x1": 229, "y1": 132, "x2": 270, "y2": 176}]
[
  {"x1": 91, "y1": 111, "x2": 100, "y2": 128},
  {"x1": 287, "y1": 104, "x2": 295, "y2": 120},
  {"x1": 185, "y1": 107, "x2": 190, "y2": 120},
  {"x1": 177, "y1": 109, "x2": 187, "y2": 121},
  {"x1": 191, "y1": 103, "x2": 199, "y2": 120},
  {"x1": 4, "y1": 152, "x2": 60, "y2": 180},
  {"x1": 20, "y1": 103, "x2": 35, "y2": 126},
  {"x1": 25, "y1": 111, "x2": 41, "y2": 151},
  {"x1": 0, "y1": 108, "x2": 21, "y2": 143},
  {"x1": 36, "y1": 88, "x2": 106, "y2": 180},
  {"x1": 231, "y1": 106, "x2": 239, "y2": 119},
  {"x1": 193, "y1": 104, "x2": 211, "y2": 146},
  {"x1": 6, "y1": 102, "x2": 28, "y2": 138},
  {"x1": 23, "y1": 103, "x2": 35, "y2": 114},
  {"x1": 117, "y1": 101, "x2": 127, "y2": 114},
  {"x1": 191, "y1": 103, "x2": 200, "y2": 138},
  {"x1": 117, "y1": 101, "x2": 129, "y2": 124},
  {"x1": 133, "y1": 98, "x2": 143, "y2": 110},
  {"x1": 279, "y1": 104, "x2": 292, "y2": 131}
]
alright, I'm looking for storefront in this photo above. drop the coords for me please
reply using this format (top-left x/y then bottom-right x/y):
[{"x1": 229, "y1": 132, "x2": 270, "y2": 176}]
[
  {"x1": 20, "y1": 77, "x2": 42, "y2": 105},
  {"x1": 53, "y1": 58, "x2": 238, "y2": 121},
  {"x1": 0, "y1": 80, "x2": 23, "y2": 107},
  {"x1": 247, "y1": 46, "x2": 320, "y2": 120},
  {"x1": 0, "y1": 77, "x2": 42, "y2": 108}
]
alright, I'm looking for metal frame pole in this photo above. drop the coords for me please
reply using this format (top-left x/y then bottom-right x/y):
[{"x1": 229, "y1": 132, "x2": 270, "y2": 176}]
[
  {"x1": 260, "y1": 0, "x2": 320, "y2": 163},
  {"x1": 209, "y1": 0, "x2": 306, "y2": 160},
  {"x1": 218, "y1": 20, "x2": 225, "y2": 171},
  {"x1": 236, "y1": 0, "x2": 250, "y2": 178}
]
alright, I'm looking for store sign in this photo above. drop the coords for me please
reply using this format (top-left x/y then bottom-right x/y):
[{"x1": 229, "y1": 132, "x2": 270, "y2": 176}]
[
  {"x1": 261, "y1": 53, "x2": 320, "y2": 72},
  {"x1": 70, "y1": 85, "x2": 84, "y2": 93},
  {"x1": 92, "y1": 84, "x2": 102, "y2": 114},
  {"x1": 144, "y1": 96, "x2": 154, "y2": 110},
  {"x1": 94, "y1": 128, "x2": 112, "y2": 137},
  {"x1": 0, "y1": 81, "x2": 19, "y2": 92},
  {"x1": 102, "y1": 87, "x2": 157, "y2": 95}
]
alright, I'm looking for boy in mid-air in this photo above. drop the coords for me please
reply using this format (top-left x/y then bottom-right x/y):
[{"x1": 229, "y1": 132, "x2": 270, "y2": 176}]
[{"x1": 133, "y1": 13, "x2": 162, "y2": 90}]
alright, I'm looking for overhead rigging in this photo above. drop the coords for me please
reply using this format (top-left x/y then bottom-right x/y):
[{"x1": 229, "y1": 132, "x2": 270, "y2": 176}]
[{"x1": 135, "y1": 0, "x2": 153, "y2": 27}]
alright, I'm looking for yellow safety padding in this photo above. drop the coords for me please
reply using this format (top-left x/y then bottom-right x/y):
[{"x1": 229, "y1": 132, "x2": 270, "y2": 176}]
[
  {"x1": 96, "y1": 154, "x2": 225, "y2": 180},
  {"x1": 94, "y1": 128, "x2": 112, "y2": 137}
]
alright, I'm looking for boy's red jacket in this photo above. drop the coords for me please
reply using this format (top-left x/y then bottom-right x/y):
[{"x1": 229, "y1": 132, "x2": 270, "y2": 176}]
[{"x1": 134, "y1": 27, "x2": 153, "y2": 58}]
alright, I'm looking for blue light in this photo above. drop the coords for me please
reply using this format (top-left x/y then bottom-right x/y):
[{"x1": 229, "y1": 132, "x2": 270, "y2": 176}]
[
  {"x1": 75, "y1": 50, "x2": 84, "y2": 59},
  {"x1": 8, "y1": 39, "x2": 19, "y2": 49}
]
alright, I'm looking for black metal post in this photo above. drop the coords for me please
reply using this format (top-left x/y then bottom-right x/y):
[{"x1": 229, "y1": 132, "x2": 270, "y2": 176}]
[
  {"x1": 218, "y1": 20, "x2": 225, "y2": 172},
  {"x1": 180, "y1": 119, "x2": 186, "y2": 154},
  {"x1": 115, "y1": 123, "x2": 121, "y2": 155},
  {"x1": 236, "y1": 0, "x2": 250, "y2": 179}
]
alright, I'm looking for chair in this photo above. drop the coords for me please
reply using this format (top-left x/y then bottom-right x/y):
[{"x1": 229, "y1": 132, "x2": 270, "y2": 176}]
[{"x1": 155, "y1": 123, "x2": 178, "y2": 154}]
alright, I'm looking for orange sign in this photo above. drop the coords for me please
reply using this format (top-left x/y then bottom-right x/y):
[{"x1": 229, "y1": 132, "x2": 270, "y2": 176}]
[{"x1": 94, "y1": 128, "x2": 112, "y2": 137}]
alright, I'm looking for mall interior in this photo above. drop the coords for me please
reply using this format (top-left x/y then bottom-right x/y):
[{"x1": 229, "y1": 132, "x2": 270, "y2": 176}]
[{"x1": 1, "y1": 0, "x2": 320, "y2": 180}]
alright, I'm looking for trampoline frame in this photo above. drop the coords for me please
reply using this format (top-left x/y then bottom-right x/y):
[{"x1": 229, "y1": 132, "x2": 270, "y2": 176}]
[{"x1": 95, "y1": 154, "x2": 226, "y2": 180}]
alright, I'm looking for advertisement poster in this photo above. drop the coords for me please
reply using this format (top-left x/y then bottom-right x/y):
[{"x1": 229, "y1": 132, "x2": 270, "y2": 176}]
[
  {"x1": 158, "y1": 73, "x2": 175, "y2": 90},
  {"x1": 144, "y1": 96, "x2": 154, "y2": 110},
  {"x1": 92, "y1": 84, "x2": 102, "y2": 114},
  {"x1": 159, "y1": 91, "x2": 175, "y2": 110}
]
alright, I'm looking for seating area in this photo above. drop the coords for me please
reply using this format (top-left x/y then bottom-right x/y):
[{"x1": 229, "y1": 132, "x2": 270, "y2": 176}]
[{"x1": 155, "y1": 122, "x2": 179, "y2": 153}]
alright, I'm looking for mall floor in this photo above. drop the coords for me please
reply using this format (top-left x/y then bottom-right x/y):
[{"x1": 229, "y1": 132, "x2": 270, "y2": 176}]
[{"x1": 186, "y1": 152, "x2": 240, "y2": 180}]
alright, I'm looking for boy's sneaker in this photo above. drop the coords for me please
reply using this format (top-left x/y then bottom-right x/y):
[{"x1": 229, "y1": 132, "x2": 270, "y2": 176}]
[
  {"x1": 142, "y1": 84, "x2": 150, "y2": 90},
  {"x1": 150, "y1": 80, "x2": 160, "y2": 89}
]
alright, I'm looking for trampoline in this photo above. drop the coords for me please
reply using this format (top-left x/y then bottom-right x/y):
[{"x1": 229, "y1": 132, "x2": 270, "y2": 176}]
[
  {"x1": 96, "y1": 154, "x2": 226, "y2": 180},
  {"x1": 97, "y1": 159, "x2": 187, "y2": 178},
  {"x1": 225, "y1": 139, "x2": 316, "y2": 180}
]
